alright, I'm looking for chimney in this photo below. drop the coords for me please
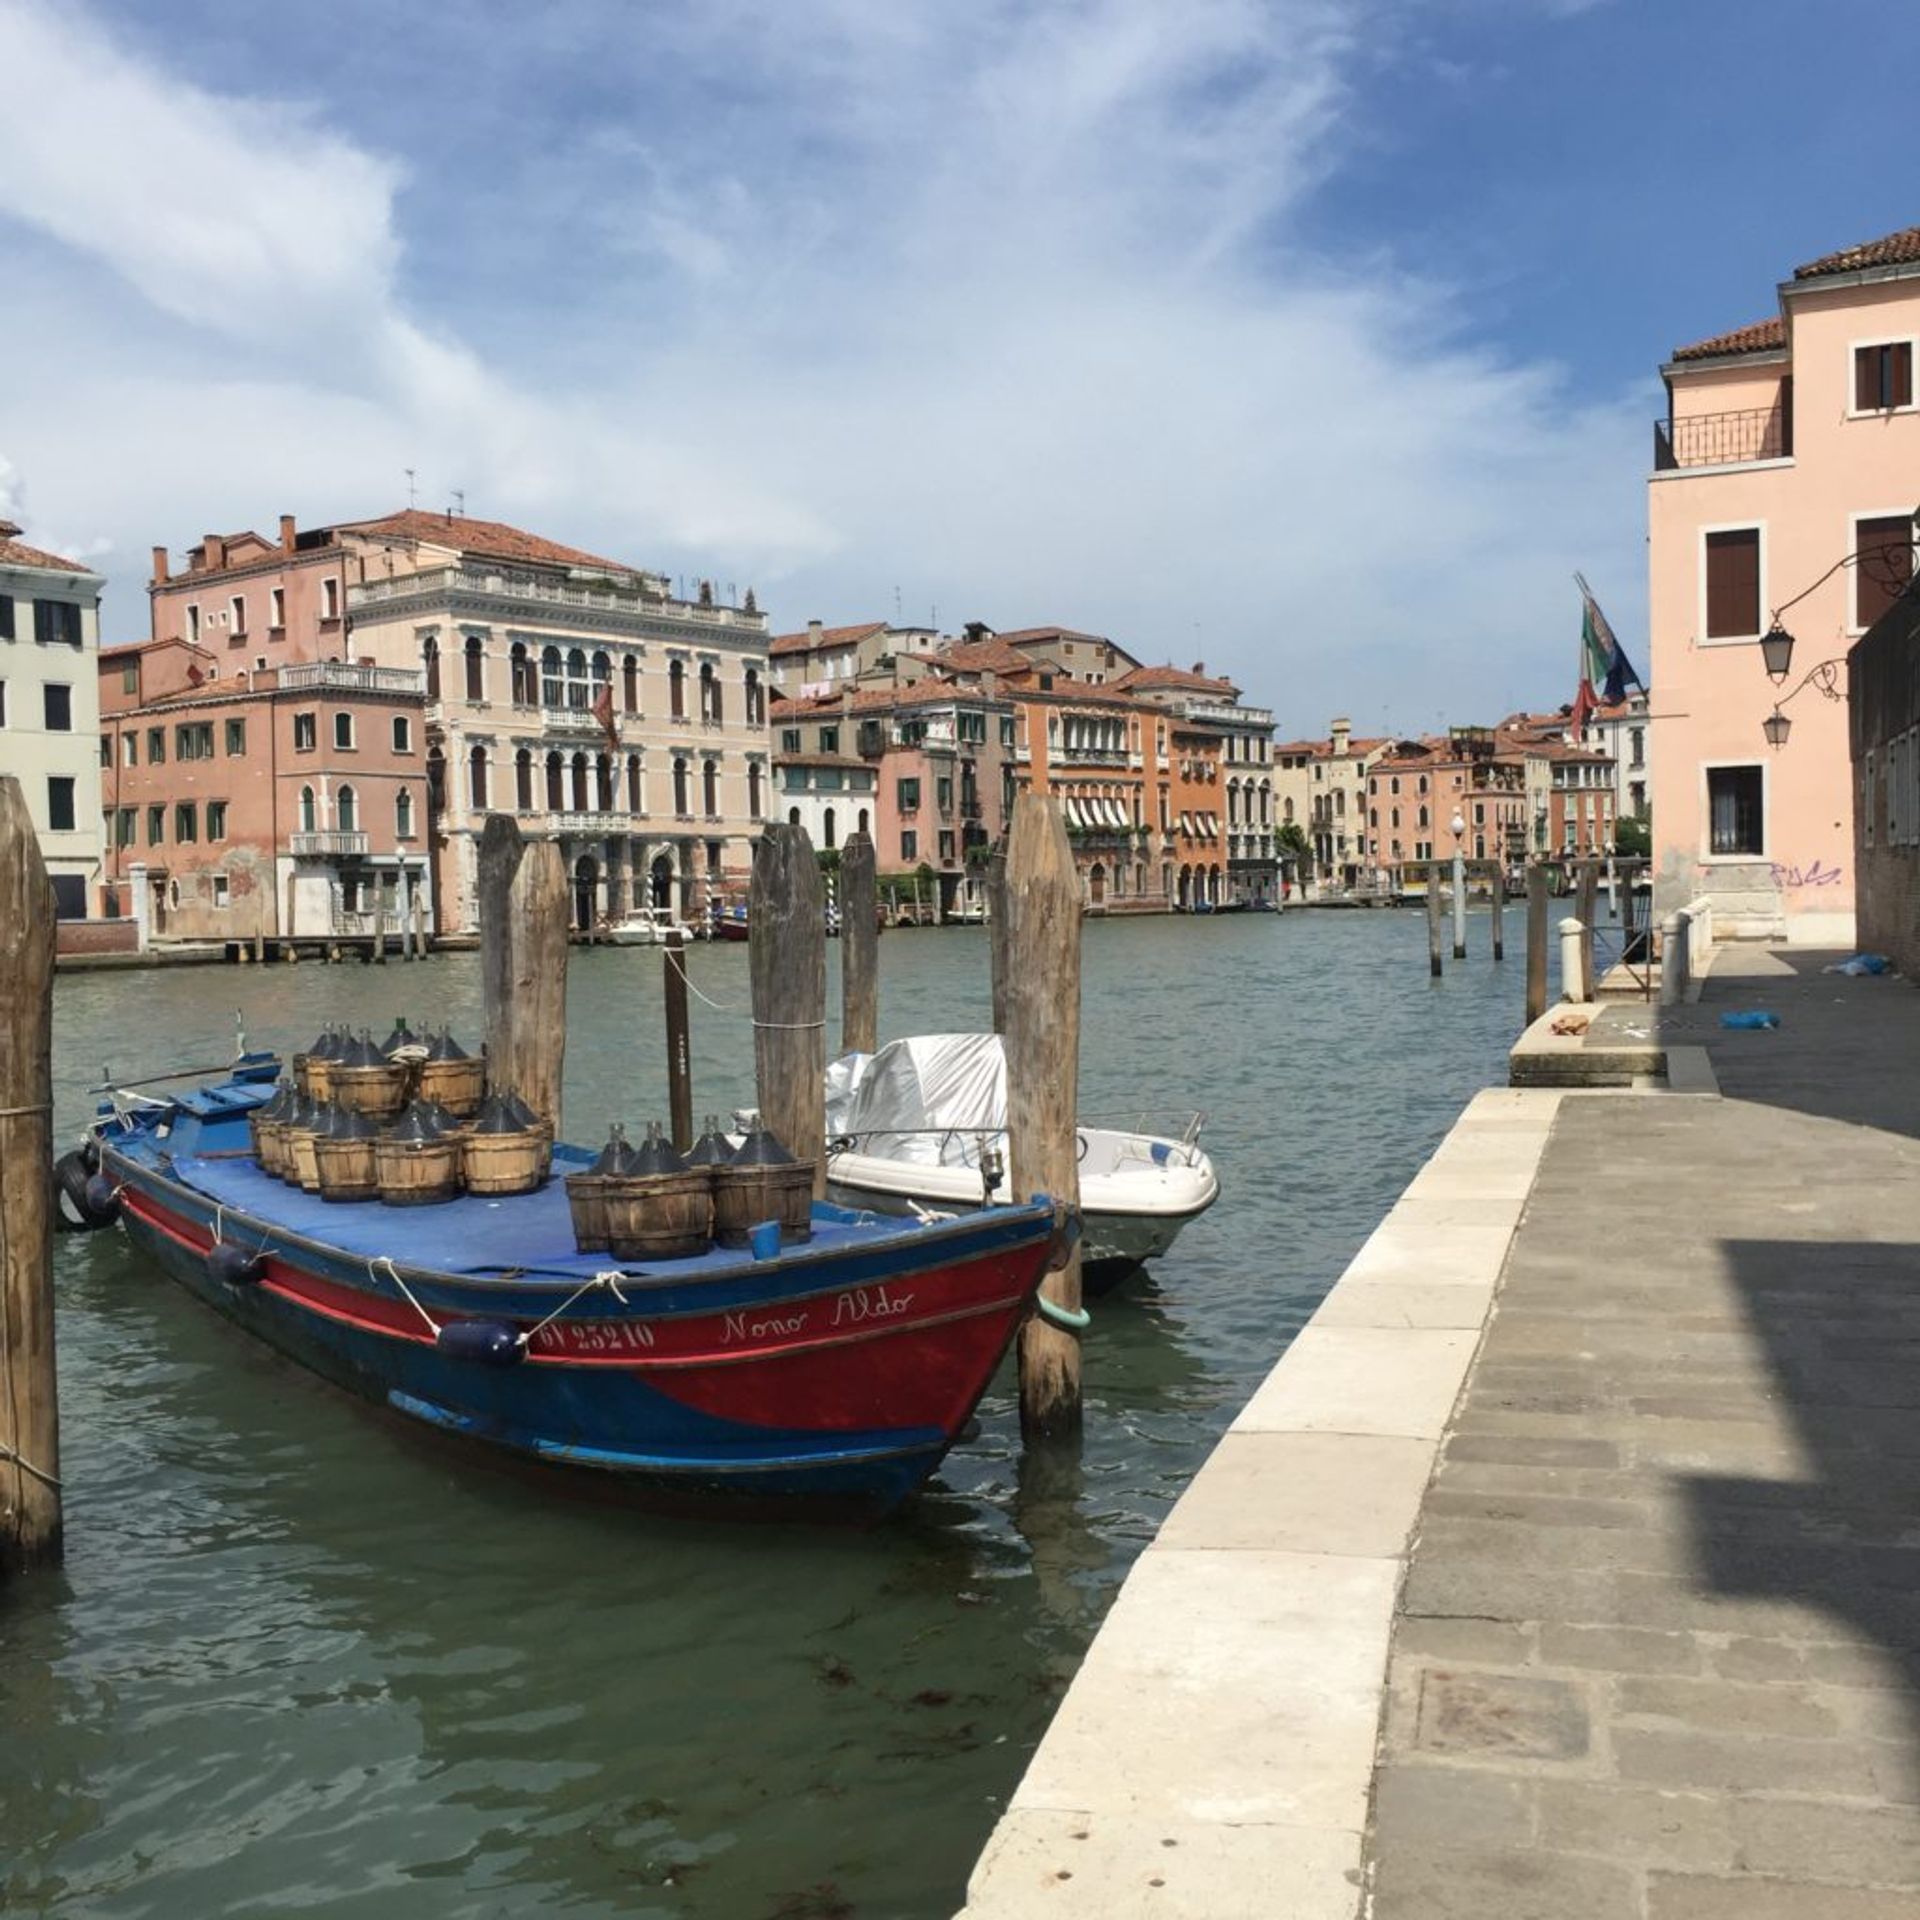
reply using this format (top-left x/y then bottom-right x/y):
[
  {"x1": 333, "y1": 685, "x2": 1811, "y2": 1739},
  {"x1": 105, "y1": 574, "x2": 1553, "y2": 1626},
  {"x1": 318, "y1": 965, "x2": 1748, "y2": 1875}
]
[
  {"x1": 280, "y1": 514, "x2": 297, "y2": 552},
  {"x1": 151, "y1": 545, "x2": 170, "y2": 585},
  {"x1": 1191, "y1": 660, "x2": 1205, "y2": 676},
  {"x1": 1331, "y1": 716, "x2": 1351, "y2": 755},
  {"x1": 202, "y1": 533, "x2": 225, "y2": 570},
  {"x1": 807, "y1": 619, "x2": 823, "y2": 644}
]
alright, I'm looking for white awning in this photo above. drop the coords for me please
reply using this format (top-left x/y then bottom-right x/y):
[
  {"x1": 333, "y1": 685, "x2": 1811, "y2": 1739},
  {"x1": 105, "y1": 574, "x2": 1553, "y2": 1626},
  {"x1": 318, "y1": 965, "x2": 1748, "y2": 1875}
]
[
  {"x1": 1180, "y1": 812, "x2": 1196, "y2": 836},
  {"x1": 1065, "y1": 798, "x2": 1084, "y2": 828},
  {"x1": 1103, "y1": 799, "x2": 1124, "y2": 827}
]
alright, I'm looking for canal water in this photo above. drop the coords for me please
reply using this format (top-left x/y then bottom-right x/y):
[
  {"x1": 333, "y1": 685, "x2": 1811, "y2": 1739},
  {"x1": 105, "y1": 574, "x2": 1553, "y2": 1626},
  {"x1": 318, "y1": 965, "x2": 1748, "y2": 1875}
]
[{"x1": 4, "y1": 908, "x2": 1570, "y2": 1919}]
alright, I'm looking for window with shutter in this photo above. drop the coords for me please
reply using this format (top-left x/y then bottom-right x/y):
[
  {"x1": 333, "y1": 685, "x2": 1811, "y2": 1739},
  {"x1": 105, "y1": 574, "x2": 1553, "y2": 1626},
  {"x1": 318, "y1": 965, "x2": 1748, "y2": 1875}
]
[
  {"x1": 1704, "y1": 528, "x2": 1761, "y2": 639},
  {"x1": 1854, "y1": 515, "x2": 1914, "y2": 628},
  {"x1": 1854, "y1": 341, "x2": 1913, "y2": 412}
]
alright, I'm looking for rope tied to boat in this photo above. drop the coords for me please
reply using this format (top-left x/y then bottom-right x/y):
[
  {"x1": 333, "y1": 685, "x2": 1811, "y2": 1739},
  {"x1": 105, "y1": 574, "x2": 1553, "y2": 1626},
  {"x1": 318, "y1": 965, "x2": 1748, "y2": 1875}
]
[
  {"x1": 1034, "y1": 1294, "x2": 1091, "y2": 1333},
  {"x1": 0, "y1": 1440, "x2": 62, "y2": 1490},
  {"x1": 666, "y1": 956, "x2": 826, "y2": 1031},
  {"x1": 370, "y1": 1255, "x2": 442, "y2": 1337},
  {"x1": 516, "y1": 1270, "x2": 632, "y2": 1350}
]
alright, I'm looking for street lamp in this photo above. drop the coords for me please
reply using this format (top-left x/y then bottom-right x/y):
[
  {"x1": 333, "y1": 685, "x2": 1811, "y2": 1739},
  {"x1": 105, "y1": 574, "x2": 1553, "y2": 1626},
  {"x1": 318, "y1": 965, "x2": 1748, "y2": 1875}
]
[
  {"x1": 1760, "y1": 624, "x2": 1795, "y2": 683},
  {"x1": 1449, "y1": 809, "x2": 1466, "y2": 959},
  {"x1": 1763, "y1": 709, "x2": 1792, "y2": 749}
]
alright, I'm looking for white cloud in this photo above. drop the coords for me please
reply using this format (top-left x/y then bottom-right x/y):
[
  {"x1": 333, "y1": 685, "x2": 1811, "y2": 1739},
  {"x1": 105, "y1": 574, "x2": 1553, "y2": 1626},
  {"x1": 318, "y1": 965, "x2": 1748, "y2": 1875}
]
[{"x1": 0, "y1": 0, "x2": 1645, "y2": 719}]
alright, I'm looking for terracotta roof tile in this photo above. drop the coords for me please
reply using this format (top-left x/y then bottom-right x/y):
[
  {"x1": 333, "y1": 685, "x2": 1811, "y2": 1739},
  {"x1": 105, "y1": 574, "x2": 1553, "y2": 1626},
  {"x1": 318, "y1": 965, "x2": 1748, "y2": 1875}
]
[
  {"x1": 1110, "y1": 663, "x2": 1241, "y2": 697},
  {"x1": 0, "y1": 522, "x2": 90, "y2": 573},
  {"x1": 769, "y1": 621, "x2": 887, "y2": 658},
  {"x1": 330, "y1": 508, "x2": 638, "y2": 575},
  {"x1": 936, "y1": 636, "x2": 1038, "y2": 676},
  {"x1": 992, "y1": 626, "x2": 1110, "y2": 646},
  {"x1": 1794, "y1": 225, "x2": 1920, "y2": 280},
  {"x1": 1670, "y1": 317, "x2": 1785, "y2": 362}
]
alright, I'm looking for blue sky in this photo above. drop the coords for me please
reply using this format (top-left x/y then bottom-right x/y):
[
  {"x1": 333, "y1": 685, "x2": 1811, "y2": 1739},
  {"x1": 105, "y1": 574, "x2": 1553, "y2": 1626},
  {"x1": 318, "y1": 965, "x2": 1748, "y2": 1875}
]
[{"x1": 0, "y1": 0, "x2": 1907, "y2": 733}]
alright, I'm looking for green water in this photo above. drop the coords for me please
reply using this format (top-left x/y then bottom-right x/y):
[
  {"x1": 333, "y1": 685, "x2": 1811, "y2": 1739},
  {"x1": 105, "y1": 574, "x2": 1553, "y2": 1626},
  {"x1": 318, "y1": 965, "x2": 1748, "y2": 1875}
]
[{"x1": 3, "y1": 911, "x2": 1543, "y2": 1918}]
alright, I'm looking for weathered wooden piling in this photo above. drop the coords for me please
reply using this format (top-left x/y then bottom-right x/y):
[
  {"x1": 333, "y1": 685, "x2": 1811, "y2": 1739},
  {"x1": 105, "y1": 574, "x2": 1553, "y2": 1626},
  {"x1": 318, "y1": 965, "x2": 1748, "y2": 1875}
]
[
  {"x1": 663, "y1": 928, "x2": 694, "y2": 1153},
  {"x1": 1525, "y1": 865, "x2": 1550, "y2": 1022},
  {"x1": 1575, "y1": 860, "x2": 1600, "y2": 1001},
  {"x1": 1426, "y1": 865, "x2": 1444, "y2": 978},
  {"x1": 374, "y1": 906, "x2": 387, "y2": 964},
  {"x1": 1489, "y1": 864, "x2": 1505, "y2": 961},
  {"x1": 987, "y1": 844, "x2": 1011, "y2": 1036},
  {"x1": 0, "y1": 776, "x2": 61, "y2": 1571},
  {"x1": 412, "y1": 889, "x2": 428, "y2": 961},
  {"x1": 478, "y1": 815, "x2": 570, "y2": 1133},
  {"x1": 749, "y1": 824, "x2": 827, "y2": 1196},
  {"x1": 841, "y1": 830, "x2": 878, "y2": 1057},
  {"x1": 1002, "y1": 794, "x2": 1083, "y2": 1443}
]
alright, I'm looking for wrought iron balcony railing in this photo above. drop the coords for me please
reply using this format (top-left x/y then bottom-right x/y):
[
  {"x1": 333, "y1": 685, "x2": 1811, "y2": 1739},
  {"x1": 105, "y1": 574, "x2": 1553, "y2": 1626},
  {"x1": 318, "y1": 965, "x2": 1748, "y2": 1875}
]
[{"x1": 1654, "y1": 405, "x2": 1791, "y2": 471}]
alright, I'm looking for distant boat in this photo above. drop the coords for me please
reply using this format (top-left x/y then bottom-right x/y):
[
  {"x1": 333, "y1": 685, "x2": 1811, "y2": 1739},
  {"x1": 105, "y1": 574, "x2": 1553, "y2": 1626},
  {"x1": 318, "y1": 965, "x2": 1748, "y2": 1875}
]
[
  {"x1": 711, "y1": 905, "x2": 750, "y2": 943},
  {"x1": 605, "y1": 906, "x2": 691, "y2": 947}
]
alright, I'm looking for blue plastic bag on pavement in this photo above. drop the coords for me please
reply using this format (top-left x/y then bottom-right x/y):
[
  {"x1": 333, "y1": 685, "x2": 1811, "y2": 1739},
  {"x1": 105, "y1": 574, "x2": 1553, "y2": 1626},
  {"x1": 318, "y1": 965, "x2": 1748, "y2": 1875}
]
[
  {"x1": 1720, "y1": 1010, "x2": 1780, "y2": 1030},
  {"x1": 1822, "y1": 954, "x2": 1891, "y2": 976}
]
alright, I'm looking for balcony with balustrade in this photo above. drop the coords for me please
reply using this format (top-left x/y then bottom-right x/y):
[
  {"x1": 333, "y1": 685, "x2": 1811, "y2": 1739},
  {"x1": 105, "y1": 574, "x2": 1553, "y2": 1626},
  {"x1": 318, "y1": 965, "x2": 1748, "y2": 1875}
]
[
  {"x1": 290, "y1": 830, "x2": 370, "y2": 858},
  {"x1": 1653, "y1": 402, "x2": 1792, "y2": 472}
]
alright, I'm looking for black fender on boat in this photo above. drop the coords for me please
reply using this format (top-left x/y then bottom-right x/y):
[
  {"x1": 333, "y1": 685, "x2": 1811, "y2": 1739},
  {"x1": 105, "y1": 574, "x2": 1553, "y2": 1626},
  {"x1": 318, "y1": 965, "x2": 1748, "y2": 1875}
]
[
  {"x1": 435, "y1": 1318, "x2": 526, "y2": 1367},
  {"x1": 53, "y1": 1152, "x2": 115, "y2": 1232},
  {"x1": 81, "y1": 1171, "x2": 121, "y2": 1227},
  {"x1": 209, "y1": 1242, "x2": 266, "y2": 1288}
]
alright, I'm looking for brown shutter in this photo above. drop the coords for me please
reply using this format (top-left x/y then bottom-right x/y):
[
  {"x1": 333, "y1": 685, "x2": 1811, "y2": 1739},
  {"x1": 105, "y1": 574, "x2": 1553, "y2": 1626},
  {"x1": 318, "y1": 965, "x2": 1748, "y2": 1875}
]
[
  {"x1": 1704, "y1": 529, "x2": 1760, "y2": 638},
  {"x1": 1894, "y1": 342, "x2": 1913, "y2": 409},
  {"x1": 1856, "y1": 515, "x2": 1914, "y2": 629},
  {"x1": 1856, "y1": 345, "x2": 1878, "y2": 411}
]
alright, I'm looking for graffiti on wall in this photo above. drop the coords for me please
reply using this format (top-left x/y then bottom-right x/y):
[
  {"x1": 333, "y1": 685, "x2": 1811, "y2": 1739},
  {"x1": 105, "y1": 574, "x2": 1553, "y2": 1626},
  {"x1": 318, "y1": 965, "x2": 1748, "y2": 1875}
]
[{"x1": 1769, "y1": 858, "x2": 1844, "y2": 890}]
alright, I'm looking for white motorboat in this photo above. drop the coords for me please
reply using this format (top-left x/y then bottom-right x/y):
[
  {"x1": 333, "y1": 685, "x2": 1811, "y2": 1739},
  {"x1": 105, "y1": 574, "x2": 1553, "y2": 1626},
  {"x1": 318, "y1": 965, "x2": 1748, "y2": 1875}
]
[
  {"x1": 605, "y1": 906, "x2": 690, "y2": 946},
  {"x1": 820, "y1": 1034, "x2": 1218, "y2": 1288}
]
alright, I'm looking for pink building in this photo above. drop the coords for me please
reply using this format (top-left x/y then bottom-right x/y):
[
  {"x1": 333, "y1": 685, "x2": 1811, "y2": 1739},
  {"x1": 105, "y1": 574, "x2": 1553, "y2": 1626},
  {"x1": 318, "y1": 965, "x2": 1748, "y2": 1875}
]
[{"x1": 1649, "y1": 224, "x2": 1920, "y2": 943}]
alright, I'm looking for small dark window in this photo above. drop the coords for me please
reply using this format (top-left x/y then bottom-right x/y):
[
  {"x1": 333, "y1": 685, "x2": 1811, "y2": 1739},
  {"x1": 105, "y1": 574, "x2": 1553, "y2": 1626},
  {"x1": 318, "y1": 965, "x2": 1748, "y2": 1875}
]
[
  {"x1": 147, "y1": 804, "x2": 165, "y2": 844},
  {"x1": 175, "y1": 802, "x2": 197, "y2": 844},
  {"x1": 293, "y1": 712, "x2": 316, "y2": 751},
  {"x1": 146, "y1": 726, "x2": 166, "y2": 764},
  {"x1": 46, "y1": 776, "x2": 76, "y2": 831},
  {"x1": 207, "y1": 800, "x2": 228, "y2": 841},
  {"x1": 1707, "y1": 765, "x2": 1764, "y2": 856},
  {"x1": 50, "y1": 873, "x2": 85, "y2": 920},
  {"x1": 1854, "y1": 341, "x2": 1913, "y2": 412},
  {"x1": 43, "y1": 683, "x2": 72, "y2": 731},
  {"x1": 0, "y1": 595, "x2": 13, "y2": 640},
  {"x1": 33, "y1": 600, "x2": 82, "y2": 647},
  {"x1": 1704, "y1": 528, "x2": 1761, "y2": 639},
  {"x1": 1855, "y1": 515, "x2": 1915, "y2": 629},
  {"x1": 225, "y1": 717, "x2": 247, "y2": 756}
]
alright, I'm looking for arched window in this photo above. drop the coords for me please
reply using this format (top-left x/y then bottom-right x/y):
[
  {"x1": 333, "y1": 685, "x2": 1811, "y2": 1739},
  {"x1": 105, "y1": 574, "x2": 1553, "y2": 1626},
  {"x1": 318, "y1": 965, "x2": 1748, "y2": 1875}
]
[
  {"x1": 700, "y1": 662, "x2": 721, "y2": 723},
  {"x1": 702, "y1": 758, "x2": 718, "y2": 816},
  {"x1": 1418, "y1": 804, "x2": 1429, "y2": 829},
  {"x1": 669, "y1": 659, "x2": 686, "y2": 719},
  {"x1": 464, "y1": 635, "x2": 485, "y2": 703},
  {"x1": 515, "y1": 748, "x2": 533, "y2": 811},
  {"x1": 426, "y1": 746, "x2": 445, "y2": 814},
  {"x1": 788, "y1": 806, "x2": 802, "y2": 826},
  {"x1": 468, "y1": 744, "x2": 487, "y2": 810},
  {"x1": 396, "y1": 788, "x2": 414, "y2": 839},
  {"x1": 747, "y1": 761, "x2": 763, "y2": 818},
  {"x1": 857, "y1": 807, "x2": 870, "y2": 835},
  {"x1": 566, "y1": 648, "x2": 590, "y2": 711},
  {"x1": 626, "y1": 753, "x2": 643, "y2": 813},
  {"x1": 673, "y1": 757, "x2": 691, "y2": 815},
  {"x1": 595, "y1": 753, "x2": 613, "y2": 812},
  {"x1": 545, "y1": 752, "x2": 563, "y2": 810},
  {"x1": 337, "y1": 784, "x2": 357, "y2": 832},
  {"x1": 510, "y1": 642, "x2": 535, "y2": 706},
  {"x1": 823, "y1": 805, "x2": 836, "y2": 849},
  {"x1": 745, "y1": 668, "x2": 763, "y2": 725},
  {"x1": 571, "y1": 751, "x2": 589, "y2": 812},
  {"x1": 300, "y1": 785, "x2": 316, "y2": 832},
  {"x1": 541, "y1": 646, "x2": 563, "y2": 707},
  {"x1": 591, "y1": 651, "x2": 612, "y2": 707},
  {"x1": 422, "y1": 636, "x2": 440, "y2": 701},
  {"x1": 622, "y1": 655, "x2": 640, "y2": 714}
]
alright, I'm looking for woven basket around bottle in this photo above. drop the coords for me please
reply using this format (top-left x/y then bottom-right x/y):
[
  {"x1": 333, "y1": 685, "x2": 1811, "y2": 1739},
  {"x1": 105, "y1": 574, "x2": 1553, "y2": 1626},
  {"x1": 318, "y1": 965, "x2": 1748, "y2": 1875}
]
[
  {"x1": 462, "y1": 1130, "x2": 546, "y2": 1196},
  {"x1": 601, "y1": 1169, "x2": 713, "y2": 1260},
  {"x1": 374, "y1": 1137, "x2": 462, "y2": 1207},
  {"x1": 314, "y1": 1133, "x2": 380, "y2": 1204},
  {"x1": 283, "y1": 1125, "x2": 324, "y2": 1194},
  {"x1": 565, "y1": 1175, "x2": 610, "y2": 1253},
  {"x1": 712, "y1": 1160, "x2": 815, "y2": 1247},
  {"x1": 330, "y1": 1062, "x2": 411, "y2": 1120},
  {"x1": 416, "y1": 1056, "x2": 486, "y2": 1118}
]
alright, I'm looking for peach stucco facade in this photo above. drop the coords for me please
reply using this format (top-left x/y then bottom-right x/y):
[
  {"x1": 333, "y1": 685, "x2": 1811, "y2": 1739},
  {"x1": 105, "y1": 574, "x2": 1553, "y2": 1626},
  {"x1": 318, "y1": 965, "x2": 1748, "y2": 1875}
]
[{"x1": 1649, "y1": 231, "x2": 1920, "y2": 943}]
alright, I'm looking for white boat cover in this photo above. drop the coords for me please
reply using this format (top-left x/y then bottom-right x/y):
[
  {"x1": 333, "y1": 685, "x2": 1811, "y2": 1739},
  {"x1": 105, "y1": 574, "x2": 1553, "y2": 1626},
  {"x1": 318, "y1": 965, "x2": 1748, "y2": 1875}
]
[{"x1": 825, "y1": 1033, "x2": 1008, "y2": 1169}]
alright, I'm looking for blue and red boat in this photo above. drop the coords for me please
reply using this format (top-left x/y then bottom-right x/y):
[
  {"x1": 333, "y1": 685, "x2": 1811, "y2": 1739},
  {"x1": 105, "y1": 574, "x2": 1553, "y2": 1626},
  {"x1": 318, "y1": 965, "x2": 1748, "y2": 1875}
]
[{"x1": 86, "y1": 1063, "x2": 1067, "y2": 1519}]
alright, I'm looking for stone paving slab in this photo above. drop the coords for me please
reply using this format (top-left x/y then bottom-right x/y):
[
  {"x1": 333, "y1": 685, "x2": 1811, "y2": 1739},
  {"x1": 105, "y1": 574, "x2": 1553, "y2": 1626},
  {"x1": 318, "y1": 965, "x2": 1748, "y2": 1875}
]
[{"x1": 1365, "y1": 953, "x2": 1920, "y2": 1917}]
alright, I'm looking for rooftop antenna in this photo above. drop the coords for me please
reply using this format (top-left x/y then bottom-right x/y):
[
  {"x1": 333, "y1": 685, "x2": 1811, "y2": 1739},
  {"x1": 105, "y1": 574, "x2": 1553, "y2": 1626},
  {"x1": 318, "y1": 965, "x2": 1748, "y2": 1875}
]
[
  {"x1": 894, "y1": 584, "x2": 903, "y2": 623},
  {"x1": 451, "y1": 489, "x2": 466, "y2": 518},
  {"x1": 405, "y1": 467, "x2": 417, "y2": 508}
]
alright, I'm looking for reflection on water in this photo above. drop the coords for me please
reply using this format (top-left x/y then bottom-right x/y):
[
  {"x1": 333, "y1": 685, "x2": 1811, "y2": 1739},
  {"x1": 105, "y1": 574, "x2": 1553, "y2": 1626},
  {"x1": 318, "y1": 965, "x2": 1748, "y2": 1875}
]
[{"x1": 3, "y1": 910, "x2": 1539, "y2": 1917}]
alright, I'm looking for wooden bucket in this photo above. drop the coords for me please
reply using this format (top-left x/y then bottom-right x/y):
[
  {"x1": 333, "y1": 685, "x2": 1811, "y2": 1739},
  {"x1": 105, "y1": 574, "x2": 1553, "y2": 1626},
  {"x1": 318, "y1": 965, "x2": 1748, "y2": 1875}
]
[
  {"x1": 417, "y1": 1056, "x2": 486, "y2": 1118},
  {"x1": 374, "y1": 1137, "x2": 462, "y2": 1207},
  {"x1": 283, "y1": 1125, "x2": 324, "y2": 1194},
  {"x1": 712, "y1": 1161, "x2": 816, "y2": 1247},
  {"x1": 565, "y1": 1175, "x2": 610, "y2": 1253},
  {"x1": 602, "y1": 1170, "x2": 713, "y2": 1260},
  {"x1": 291, "y1": 1053, "x2": 312, "y2": 1099},
  {"x1": 463, "y1": 1130, "x2": 547, "y2": 1196},
  {"x1": 330, "y1": 1062, "x2": 411, "y2": 1120},
  {"x1": 314, "y1": 1133, "x2": 380, "y2": 1204}
]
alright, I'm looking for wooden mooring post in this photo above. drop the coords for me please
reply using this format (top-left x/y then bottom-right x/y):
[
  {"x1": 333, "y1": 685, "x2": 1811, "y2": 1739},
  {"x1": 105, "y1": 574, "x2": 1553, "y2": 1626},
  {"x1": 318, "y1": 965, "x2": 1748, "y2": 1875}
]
[
  {"x1": 0, "y1": 776, "x2": 61, "y2": 1571},
  {"x1": 1489, "y1": 863, "x2": 1505, "y2": 962},
  {"x1": 1525, "y1": 865, "x2": 1550, "y2": 1023},
  {"x1": 478, "y1": 815, "x2": 570, "y2": 1134},
  {"x1": 841, "y1": 830, "x2": 878, "y2": 1057},
  {"x1": 986, "y1": 843, "x2": 1011, "y2": 1036},
  {"x1": 1426, "y1": 865, "x2": 1444, "y2": 978},
  {"x1": 749, "y1": 824, "x2": 827, "y2": 1195},
  {"x1": 1003, "y1": 794, "x2": 1083, "y2": 1443},
  {"x1": 1575, "y1": 860, "x2": 1600, "y2": 1002},
  {"x1": 412, "y1": 888, "x2": 428, "y2": 961},
  {"x1": 663, "y1": 928, "x2": 694, "y2": 1153}
]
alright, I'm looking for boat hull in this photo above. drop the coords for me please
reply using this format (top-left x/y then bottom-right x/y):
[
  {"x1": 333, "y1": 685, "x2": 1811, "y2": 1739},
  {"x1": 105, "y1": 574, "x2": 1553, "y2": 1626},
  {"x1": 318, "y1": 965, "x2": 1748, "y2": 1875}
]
[{"x1": 100, "y1": 1113, "x2": 1059, "y2": 1519}]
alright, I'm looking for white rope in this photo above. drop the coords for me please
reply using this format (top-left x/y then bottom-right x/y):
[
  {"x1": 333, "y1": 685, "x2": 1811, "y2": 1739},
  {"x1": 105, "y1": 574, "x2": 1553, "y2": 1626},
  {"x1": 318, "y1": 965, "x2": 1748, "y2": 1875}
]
[
  {"x1": 371, "y1": 1255, "x2": 442, "y2": 1336},
  {"x1": 517, "y1": 1270, "x2": 632, "y2": 1348},
  {"x1": 0, "y1": 1441, "x2": 61, "y2": 1490},
  {"x1": 669, "y1": 955, "x2": 826, "y2": 1030}
]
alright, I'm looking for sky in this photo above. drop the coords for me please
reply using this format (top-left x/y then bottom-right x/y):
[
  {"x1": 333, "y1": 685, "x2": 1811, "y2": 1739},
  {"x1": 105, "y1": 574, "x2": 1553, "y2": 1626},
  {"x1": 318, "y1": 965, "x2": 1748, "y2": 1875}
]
[{"x1": 0, "y1": 0, "x2": 1912, "y2": 736}]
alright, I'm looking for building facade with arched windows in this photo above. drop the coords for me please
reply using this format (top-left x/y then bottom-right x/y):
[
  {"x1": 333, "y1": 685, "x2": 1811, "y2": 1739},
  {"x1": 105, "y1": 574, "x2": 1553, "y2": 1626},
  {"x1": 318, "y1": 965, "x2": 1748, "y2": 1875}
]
[{"x1": 330, "y1": 509, "x2": 770, "y2": 933}]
